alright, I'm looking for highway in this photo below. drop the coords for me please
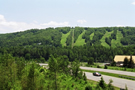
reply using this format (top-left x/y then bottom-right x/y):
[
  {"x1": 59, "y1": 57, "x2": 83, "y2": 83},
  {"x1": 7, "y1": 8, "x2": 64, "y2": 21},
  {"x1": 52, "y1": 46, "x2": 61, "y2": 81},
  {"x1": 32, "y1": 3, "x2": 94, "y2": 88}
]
[
  {"x1": 85, "y1": 72, "x2": 135, "y2": 90},
  {"x1": 80, "y1": 66, "x2": 135, "y2": 76},
  {"x1": 38, "y1": 63, "x2": 135, "y2": 90}
]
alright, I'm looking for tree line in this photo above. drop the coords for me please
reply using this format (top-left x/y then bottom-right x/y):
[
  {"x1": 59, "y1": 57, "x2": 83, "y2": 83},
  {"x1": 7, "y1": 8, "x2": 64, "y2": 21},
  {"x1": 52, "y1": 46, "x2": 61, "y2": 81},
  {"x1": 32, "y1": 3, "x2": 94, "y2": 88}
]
[{"x1": 0, "y1": 27, "x2": 135, "y2": 47}]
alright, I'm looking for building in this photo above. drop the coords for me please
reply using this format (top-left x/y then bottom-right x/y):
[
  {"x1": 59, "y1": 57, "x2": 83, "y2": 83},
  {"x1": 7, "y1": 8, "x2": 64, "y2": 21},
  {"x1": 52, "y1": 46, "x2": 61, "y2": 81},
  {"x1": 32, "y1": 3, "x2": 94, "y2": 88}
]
[{"x1": 114, "y1": 55, "x2": 135, "y2": 66}]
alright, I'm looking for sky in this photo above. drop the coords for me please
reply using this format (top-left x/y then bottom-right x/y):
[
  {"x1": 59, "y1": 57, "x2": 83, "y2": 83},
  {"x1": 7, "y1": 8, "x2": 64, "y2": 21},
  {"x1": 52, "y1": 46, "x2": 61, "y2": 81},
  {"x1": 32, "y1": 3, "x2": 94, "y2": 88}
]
[{"x1": 0, "y1": 0, "x2": 135, "y2": 33}]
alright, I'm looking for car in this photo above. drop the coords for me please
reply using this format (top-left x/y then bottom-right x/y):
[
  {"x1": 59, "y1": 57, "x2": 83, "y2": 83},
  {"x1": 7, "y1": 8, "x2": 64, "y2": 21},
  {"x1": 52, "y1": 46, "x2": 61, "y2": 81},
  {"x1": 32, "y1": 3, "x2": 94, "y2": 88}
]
[{"x1": 93, "y1": 72, "x2": 101, "y2": 76}]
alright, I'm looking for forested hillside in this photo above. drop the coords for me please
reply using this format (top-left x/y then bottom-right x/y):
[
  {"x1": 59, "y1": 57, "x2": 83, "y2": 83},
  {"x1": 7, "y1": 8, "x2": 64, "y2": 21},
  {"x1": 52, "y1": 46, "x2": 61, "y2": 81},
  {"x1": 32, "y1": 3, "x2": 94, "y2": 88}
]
[{"x1": 0, "y1": 27, "x2": 135, "y2": 48}]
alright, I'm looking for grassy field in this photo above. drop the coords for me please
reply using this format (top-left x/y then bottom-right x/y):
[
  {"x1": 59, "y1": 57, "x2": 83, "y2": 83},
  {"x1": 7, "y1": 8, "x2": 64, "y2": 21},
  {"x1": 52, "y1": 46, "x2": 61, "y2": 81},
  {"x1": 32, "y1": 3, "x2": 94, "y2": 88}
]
[
  {"x1": 111, "y1": 30, "x2": 123, "y2": 48},
  {"x1": 61, "y1": 30, "x2": 71, "y2": 47},
  {"x1": 74, "y1": 30, "x2": 86, "y2": 46},
  {"x1": 90, "y1": 32, "x2": 94, "y2": 40},
  {"x1": 100, "y1": 31, "x2": 113, "y2": 48}
]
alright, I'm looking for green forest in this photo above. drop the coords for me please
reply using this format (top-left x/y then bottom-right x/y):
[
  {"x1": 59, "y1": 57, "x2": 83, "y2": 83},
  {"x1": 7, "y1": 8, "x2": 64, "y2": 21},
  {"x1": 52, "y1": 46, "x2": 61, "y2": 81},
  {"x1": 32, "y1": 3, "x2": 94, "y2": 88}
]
[
  {"x1": 0, "y1": 27, "x2": 135, "y2": 63},
  {"x1": 0, "y1": 53, "x2": 116, "y2": 90},
  {"x1": 0, "y1": 26, "x2": 135, "y2": 90},
  {"x1": 0, "y1": 27, "x2": 135, "y2": 47}
]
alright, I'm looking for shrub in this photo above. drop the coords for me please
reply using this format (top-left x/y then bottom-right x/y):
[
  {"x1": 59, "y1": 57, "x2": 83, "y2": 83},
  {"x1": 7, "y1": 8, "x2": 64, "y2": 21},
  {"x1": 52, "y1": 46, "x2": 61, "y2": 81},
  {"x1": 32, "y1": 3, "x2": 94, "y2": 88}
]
[
  {"x1": 99, "y1": 77, "x2": 106, "y2": 89},
  {"x1": 97, "y1": 65, "x2": 101, "y2": 68},
  {"x1": 104, "y1": 65, "x2": 108, "y2": 69},
  {"x1": 85, "y1": 85, "x2": 93, "y2": 90},
  {"x1": 124, "y1": 68, "x2": 126, "y2": 71}
]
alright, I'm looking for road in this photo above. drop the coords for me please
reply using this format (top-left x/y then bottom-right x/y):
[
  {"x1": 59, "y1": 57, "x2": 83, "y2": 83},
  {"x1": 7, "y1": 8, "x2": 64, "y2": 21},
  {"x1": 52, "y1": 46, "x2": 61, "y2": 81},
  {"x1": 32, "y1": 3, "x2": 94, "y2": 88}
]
[
  {"x1": 85, "y1": 72, "x2": 135, "y2": 90},
  {"x1": 38, "y1": 64, "x2": 135, "y2": 90},
  {"x1": 80, "y1": 66, "x2": 135, "y2": 76}
]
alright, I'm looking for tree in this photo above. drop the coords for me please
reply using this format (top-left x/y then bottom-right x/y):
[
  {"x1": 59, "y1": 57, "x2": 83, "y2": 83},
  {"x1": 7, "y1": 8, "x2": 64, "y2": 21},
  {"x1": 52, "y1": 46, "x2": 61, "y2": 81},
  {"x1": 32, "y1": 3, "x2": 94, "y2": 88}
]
[
  {"x1": 48, "y1": 55, "x2": 58, "y2": 90},
  {"x1": 88, "y1": 57, "x2": 94, "y2": 65},
  {"x1": 104, "y1": 65, "x2": 108, "y2": 69},
  {"x1": 107, "y1": 79, "x2": 114, "y2": 90},
  {"x1": 25, "y1": 53, "x2": 31, "y2": 60},
  {"x1": 111, "y1": 60, "x2": 116, "y2": 66},
  {"x1": 128, "y1": 55, "x2": 134, "y2": 68},
  {"x1": 56, "y1": 55, "x2": 69, "y2": 74},
  {"x1": 70, "y1": 59, "x2": 80, "y2": 78},
  {"x1": 98, "y1": 77, "x2": 106, "y2": 89},
  {"x1": 85, "y1": 84, "x2": 93, "y2": 90},
  {"x1": 27, "y1": 62, "x2": 36, "y2": 90},
  {"x1": 123, "y1": 57, "x2": 129, "y2": 67}
]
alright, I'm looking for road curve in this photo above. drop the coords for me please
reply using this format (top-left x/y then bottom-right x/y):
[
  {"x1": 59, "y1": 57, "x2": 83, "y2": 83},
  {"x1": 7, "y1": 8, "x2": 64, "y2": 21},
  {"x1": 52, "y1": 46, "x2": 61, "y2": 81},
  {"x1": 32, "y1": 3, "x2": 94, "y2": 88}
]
[
  {"x1": 85, "y1": 72, "x2": 135, "y2": 90},
  {"x1": 80, "y1": 66, "x2": 135, "y2": 76}
]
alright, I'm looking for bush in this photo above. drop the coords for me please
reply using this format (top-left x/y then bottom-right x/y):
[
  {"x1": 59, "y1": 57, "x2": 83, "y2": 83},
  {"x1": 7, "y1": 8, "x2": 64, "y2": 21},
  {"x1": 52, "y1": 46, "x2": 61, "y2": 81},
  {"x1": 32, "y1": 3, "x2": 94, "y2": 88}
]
[
  {"x1": 124, "y1": 68, "x2": 126, "y2": 71},
  {"x1": 97, "y1": 65, "x2": 101, "y2": 68},
  {"x1": 85, "y1": 85, "x2": 93, "y2": 90},
  {"x1": 99, "y1": 77, "x2": 106, "y2": 89},
  {"x1": 104, "y1": 65, "x2": 108, "y2": 69}
]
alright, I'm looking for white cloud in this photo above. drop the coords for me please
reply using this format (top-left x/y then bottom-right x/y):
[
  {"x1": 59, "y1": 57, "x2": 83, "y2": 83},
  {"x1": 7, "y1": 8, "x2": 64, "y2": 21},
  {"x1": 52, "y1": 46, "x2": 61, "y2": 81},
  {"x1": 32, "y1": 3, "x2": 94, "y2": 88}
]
[
  {"x1": 132, "y1": 1, "x2": 135, "y2": 5},
  {"x1": 77, "y1": 20, "x2": 87, "y2": 24},
  {"x1": 41, "y1": 21, "x2": 69, "y2": 26},
  {"x1": 0, "y1": 14, "x2": 70, "y2": 33},
  {"x1": 117, "y1": 25, "x2": 125, "y2": 27},
  {"x1": 0, "y1": 15, "x2": 6, "y2": 22}
]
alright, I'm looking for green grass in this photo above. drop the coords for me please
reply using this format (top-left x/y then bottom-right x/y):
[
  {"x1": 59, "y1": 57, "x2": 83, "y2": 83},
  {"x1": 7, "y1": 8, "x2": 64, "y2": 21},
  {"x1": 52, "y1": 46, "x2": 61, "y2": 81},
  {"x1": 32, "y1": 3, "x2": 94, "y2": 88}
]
[
  {"x1": 111, "y1": 30, "x2": 123, "y2": 48},
  {"x1": 61, "y1": 30, "x2": 71, "y2": 47},
  {"x1": 90, "y1": 32, "x2": 94, "y2": 40},
  {"x1": 87, "y1": 79, "x2": 120, "y2": 90},
  {"x1": 74, "y1": 30, "x2": 86, "y2": 46},
  {"x1": 107, "y1": 66, "x2": 135, "y2": 72},
  {"x1": 100, "y1": 31, "x2": 113, "y2": 48},
  {"x1": 84, "y1": 63, "x2": 135, "y2": 72},
  {"x1": 82, "y1": 69, "x2": 135, "y2": 81}
]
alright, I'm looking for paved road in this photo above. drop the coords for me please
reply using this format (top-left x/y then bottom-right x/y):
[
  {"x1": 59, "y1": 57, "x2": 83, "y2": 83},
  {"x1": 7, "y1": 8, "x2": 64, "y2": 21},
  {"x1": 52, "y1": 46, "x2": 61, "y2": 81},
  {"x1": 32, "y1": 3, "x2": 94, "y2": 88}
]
[
  {"x1": 39, "y1": 64, "x2": 135, "y2": 89},
  {"x1": 80, "y1": 66, "x2": 135, "y2": 76},
  {"x1": 85, "y1": 72, "x2": 135, "y2": 90}
]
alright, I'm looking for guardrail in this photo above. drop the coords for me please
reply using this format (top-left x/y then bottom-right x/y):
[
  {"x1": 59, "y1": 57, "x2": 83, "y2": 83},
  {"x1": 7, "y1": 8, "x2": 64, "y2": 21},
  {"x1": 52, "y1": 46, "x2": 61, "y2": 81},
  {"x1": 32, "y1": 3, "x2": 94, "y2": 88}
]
[{"x1": 119, "y1": 75, "x2": 135, "y2": 80}]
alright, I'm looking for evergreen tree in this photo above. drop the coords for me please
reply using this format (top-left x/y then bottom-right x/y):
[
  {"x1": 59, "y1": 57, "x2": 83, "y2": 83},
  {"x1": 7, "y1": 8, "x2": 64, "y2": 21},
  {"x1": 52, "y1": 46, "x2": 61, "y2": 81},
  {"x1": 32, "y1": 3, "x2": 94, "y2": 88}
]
[
  {"x1": 85, "y1": 84, "x2": 93, "y2": 90},
  {"x1": 123, "y1": 57, "x2": 129, "y2": 67},
  {"x1": 107, "y1": 79, "x2": 114, "y2": 90},
  {"x1": 128, "y1": 55, "x2": 134, "y2": 68},
  {"x1": 98, "y1": 77, "x2": 106, "y2": 89}
]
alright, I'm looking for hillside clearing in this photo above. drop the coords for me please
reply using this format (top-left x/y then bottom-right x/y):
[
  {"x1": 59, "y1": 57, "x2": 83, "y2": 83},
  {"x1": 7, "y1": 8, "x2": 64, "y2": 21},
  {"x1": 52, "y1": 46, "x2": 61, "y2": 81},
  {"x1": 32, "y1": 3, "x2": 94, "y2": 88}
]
[
  {"x1": 74, "y1": 30, "x2": 86, "y2": 46},
  {"x1": 61, "y1": 30, "x2": 71, "y2": 47},
  {"x1": 90, "y1": 32, "x2": 94, "y2": 40},
  {"x1": 100, "y1": 31, "x2": 113, "y2": 48},
  {"x1": 111, "y1": 30, "x2": 123, "y2": 48}
]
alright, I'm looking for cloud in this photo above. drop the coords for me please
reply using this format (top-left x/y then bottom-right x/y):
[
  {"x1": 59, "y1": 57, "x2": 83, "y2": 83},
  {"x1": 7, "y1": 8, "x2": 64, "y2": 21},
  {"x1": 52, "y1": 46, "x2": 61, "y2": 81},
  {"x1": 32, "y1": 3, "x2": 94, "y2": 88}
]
[
  {"x1": 0, "y1": 14, "x2": 70, "y2": 33},
  {"x1": 77, "y1": 20, "x2": 87, "y2": 24},
  {"x1": 132, "y1": 1, "x2": 135, "y2": 5},
  {"x1": 41, "y1": 21, "x2": 69, "y2": 26},
  {"x1": 0, "y1": 15, "x2": 6, "y2": 22},
  {"x1": 116, "y1": 25, "x2": 125, "y2": 27}
]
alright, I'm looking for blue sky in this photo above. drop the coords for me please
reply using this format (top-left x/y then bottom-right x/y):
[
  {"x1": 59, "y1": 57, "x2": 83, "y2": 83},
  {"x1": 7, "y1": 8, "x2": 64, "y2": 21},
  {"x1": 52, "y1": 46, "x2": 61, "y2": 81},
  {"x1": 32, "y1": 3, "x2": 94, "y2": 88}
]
[{"x1": 0, "y1": 0, "x2": 135, "y2": 33}]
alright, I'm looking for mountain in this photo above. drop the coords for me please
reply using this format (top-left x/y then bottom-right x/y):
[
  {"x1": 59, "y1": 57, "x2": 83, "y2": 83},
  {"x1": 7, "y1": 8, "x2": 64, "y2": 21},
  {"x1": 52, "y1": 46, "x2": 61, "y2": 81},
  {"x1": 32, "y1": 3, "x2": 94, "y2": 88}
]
[{"x1": 0, "y1": 26, "x2": 135, "y2": 48}]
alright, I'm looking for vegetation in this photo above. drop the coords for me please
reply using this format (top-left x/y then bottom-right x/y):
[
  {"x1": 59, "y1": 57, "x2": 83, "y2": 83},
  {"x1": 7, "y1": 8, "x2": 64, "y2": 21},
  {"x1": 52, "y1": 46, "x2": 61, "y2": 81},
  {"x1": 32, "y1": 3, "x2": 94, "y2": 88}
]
[
  {"x1": 61, "y1": 29, "x2": 71, "y2": 47},
  {"x1": 0, "y1": 27, "x2": 135, "y2": 48},
  {"x1": 0, "y1": 26, "x2": 135, "y2": 89},
  {"x1": 100, "y1": 31, "x2": 113, "y2": 48},
  {"x1": 0, "y1": 53, "x2": 120, "y2": 90},
  {"x1": 74, "y1": 30, "x2": 86, "y2": 46}
]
